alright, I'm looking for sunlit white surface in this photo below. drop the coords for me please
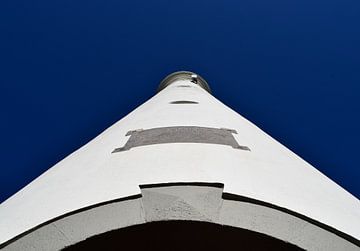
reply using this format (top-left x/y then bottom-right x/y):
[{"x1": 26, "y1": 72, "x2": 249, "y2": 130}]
[{"x1": 0, "y1": 79, "x2": 359, "y2": 244}]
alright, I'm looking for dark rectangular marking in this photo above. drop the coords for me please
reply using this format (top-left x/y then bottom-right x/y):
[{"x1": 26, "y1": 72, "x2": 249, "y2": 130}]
[{"x1": 112, "y1": 126, "x2": 250, "y2": 153}]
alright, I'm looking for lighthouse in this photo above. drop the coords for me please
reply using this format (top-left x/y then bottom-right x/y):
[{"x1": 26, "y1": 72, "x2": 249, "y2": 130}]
[{"x1": 0, "y1": 71, "x2": 359, "y2": 250}]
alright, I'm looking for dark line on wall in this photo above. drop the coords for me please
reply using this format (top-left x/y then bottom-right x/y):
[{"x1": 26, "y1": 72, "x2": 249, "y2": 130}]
[
  {"x1": 176, "y1": 85, "x2": 191, "y2": 88},
  {"x1": 2, "y1": 189, "x2": 359, "y2": 249},
  {"x1": 140, "y1": 182, "x2": 224, "y2": 189},
  {"x1": 0, "y1": 194, "x2": 142, "y2": 249},
  {"x1": 222, "y1": 193, "x2": 360, "y2": 247},
  {"x1": 169, "y1": 101, "x2": 199, "y2": 104}
]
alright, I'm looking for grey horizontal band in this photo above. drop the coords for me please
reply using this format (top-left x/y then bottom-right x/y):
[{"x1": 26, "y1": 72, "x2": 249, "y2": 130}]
[{"x1": 112, "y1": 126, "x2": 250, "y2": 153}]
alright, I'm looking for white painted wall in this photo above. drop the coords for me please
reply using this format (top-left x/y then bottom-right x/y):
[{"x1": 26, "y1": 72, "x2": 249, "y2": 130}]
[{"x1": 0, "y1": 78, "x2": 359, "y2": 244}]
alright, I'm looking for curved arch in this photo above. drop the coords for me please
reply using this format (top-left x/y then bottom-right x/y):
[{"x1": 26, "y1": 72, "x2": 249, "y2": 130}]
[
  {"x1": 64, "y1": 221, "x2": 303, "y2": 250},
  {"x1": 1, "y1": 183, "x2": 359, "y2": 250}
]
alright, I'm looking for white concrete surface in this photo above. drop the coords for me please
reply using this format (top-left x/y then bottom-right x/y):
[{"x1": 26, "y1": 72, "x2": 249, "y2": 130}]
[
  {"x1": 0, "y1": 75, "x2": 359, "y2": 247},
  {"x1": 2, "y1": 184, "x2": 358, "y2": 250},
  {"x1": 3, "y1": 197, "x2": 144, "y2": 251}
]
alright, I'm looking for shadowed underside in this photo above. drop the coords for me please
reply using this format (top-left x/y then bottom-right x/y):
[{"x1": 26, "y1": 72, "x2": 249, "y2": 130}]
[
  {"x1": 2, "y1": 183, "x2": 359, "y2": 250},
  {"x1": 63, "y1": 221, "x2": 303, "y2": 251}
]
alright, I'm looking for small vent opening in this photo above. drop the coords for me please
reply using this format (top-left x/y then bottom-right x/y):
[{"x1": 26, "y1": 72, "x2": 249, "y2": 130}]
[{"x1": 170, "y1": 101, "x2": 199, "y2": 104}]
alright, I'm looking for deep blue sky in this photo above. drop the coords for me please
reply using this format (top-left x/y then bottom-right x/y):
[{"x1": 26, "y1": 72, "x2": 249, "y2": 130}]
[{"x1": 1, "y1": 0, "x2": 359, "y2": 203}]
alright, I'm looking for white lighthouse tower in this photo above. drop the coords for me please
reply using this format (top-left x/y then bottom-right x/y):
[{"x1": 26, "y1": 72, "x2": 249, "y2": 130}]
[{"x1": 0, "y1": 71, "x2": 359, "y2": 250}]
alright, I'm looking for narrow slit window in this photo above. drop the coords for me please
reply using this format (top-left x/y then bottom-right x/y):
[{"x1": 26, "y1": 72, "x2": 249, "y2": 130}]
[{"x1": 170, "y1": 101, "x2": 199, "y2": 104}]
